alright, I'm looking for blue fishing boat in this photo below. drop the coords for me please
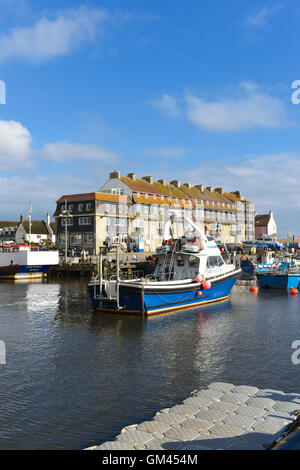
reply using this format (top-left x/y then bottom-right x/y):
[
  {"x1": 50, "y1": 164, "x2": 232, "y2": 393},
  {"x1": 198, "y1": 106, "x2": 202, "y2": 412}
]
[
  {"x1": 256, "y1": 266, "x2": 300, "y2": 290},
  {"x1": 240, "y1": 249, "x2": 298, "y2": 275},
  {"x1": 88, "y1": 233, "x2": 241, "y2": 316}
]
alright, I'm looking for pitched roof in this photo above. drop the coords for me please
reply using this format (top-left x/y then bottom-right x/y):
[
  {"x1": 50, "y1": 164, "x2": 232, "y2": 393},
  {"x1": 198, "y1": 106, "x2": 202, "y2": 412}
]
[
  {"x1": 21, "y1": 220, "x2": 49, "y2": 235},
  {"x1": 255, "y1": 214, "x2": 271, "y2": 227},
  {"x1": 180, "y1": 186, "x2": 237, "y2": 211},
  {"x1": 120, "y1": 176, "x2": 189, "y2": 199},
  {"x1": 0, "y1": 221, "x2": 18, "y2": 229},
  {"x1": 118, "y1": 175, "x2": 238, "y2": 210},
  {"x1": 224, "y1": 192, "x2": 250, "y2": 203},
  {"x1": 133, "y1": 192, "x2": 193, "y2": 208},
  {"x1": 56, "y1": 192, "x2": 130, "y2": 204}
]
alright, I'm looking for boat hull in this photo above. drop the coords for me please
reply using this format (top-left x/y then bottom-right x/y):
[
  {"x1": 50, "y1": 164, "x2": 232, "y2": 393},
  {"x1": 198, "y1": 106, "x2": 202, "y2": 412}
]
[
  {"x1": 0, "y1": 264, "x2": 48, "y2": 279},
  {"x1": 88, "y1": 270, "x2": 241, "y2": 316},
  {"x1": 256, "y1": 272, "x2": 300, "y2": 290}
]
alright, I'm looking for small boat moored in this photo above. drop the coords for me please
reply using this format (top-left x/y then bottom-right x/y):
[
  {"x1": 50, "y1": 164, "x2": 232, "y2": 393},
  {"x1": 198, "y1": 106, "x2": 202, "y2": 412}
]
[
  {"x1": 0, "y1": 244, "x2": 59, "y2": 279},
  {"x1": 256, "y1": 266, "x2": 300, "y2": 290}
]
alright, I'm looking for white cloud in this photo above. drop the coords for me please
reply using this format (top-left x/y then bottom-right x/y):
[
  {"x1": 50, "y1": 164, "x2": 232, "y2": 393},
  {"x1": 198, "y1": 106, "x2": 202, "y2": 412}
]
[
  {"x1": 0, "y1": 5, "x2": 109, "y2": 63},
  {"x1": 150, "y1": 94, "x2": 180, "y2": 117},
  {"x1": 185, "y1": 82, "x2": 287, "y2": 132},
  {"x1": 246, "y1": 5, "x2": 282, "y2": 28},
  {"x1": 0, "y1": 119, "x2": 121, "y2": 168},
  {"x1": 40, "y1": 141, "x2": 120, "y2": 162},
  {"x1": 179, "y1": 153, "x2": 300, "y2": 235},
  {"x1": 142, "y1": 146, "x2": 190, "y2": 158},
  {"x1": 0, "y1": 119, "x2": 33, "y2": 168}
]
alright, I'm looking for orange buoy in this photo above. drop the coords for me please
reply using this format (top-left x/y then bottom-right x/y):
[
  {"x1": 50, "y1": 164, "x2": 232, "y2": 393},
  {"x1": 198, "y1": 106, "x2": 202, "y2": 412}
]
[
  {"x1": 253, "y1": 265, "x2": 258, "y2": 270},
  {"x1": 289, "y1": 288, "x2": 298, "y2": 295},
  {"x1": 250, "y1": 286, "x2": 259, "y2": 293},
  {"x1": 196, "y1": 290, "x2": 202, "y2": 296}
]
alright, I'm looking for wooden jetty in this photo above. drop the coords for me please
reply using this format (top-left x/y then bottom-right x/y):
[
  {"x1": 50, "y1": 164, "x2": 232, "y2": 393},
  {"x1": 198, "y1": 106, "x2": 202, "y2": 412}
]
[{"x1": 86, "y1": 382, "x2": 300, "y2": 450}]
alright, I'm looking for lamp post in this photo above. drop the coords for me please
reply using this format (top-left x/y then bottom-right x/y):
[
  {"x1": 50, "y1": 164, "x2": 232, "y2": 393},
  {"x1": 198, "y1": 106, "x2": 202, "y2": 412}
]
[{"x1": 59, "y1": 199, "x2": 72, "y2": 263}]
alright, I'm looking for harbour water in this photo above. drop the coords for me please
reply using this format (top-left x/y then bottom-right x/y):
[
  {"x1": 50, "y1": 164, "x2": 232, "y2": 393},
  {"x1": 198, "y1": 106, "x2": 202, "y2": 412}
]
[{"x1": 0, "y1": 279, "x2": 300, "y2": 450}]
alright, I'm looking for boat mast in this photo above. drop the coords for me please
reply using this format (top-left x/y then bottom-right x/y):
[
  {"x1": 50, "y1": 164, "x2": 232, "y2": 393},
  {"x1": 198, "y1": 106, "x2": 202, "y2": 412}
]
[{"x1": 28, "y1": 195, "x2": 32, "y2": 251}]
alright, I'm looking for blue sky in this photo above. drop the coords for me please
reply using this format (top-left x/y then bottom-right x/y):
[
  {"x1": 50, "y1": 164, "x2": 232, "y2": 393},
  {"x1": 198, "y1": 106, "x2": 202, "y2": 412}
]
[{"x1": 0, "y1": 0, "x2": 300, "y2": 236}]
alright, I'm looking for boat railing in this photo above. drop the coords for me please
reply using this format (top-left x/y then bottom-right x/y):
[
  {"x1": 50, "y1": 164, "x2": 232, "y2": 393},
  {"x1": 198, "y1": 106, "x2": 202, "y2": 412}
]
[
  {"x1": 267, "y1": 266, "x2": 300, "y2": 275},
  {"x1": 94, "y1": 270, "x2": 144, "y2": 282}
]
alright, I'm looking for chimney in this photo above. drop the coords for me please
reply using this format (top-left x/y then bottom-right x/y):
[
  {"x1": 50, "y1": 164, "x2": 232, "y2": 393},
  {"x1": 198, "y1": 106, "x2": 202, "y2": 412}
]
[
  {"x1": 195, "y1": 184, "x2": 204, "y2": 192},
  {"x1": 170, "y1": 179, "x2": 181, "y2": 188},
  {"x1": 158, "y1": 179, "x2": 166, "y2": 186},
  {"x1": 127, "y1": 173, "x2": 136, "y2": 180},
  {"x1": 183, "y1": 182, "x2": 192, "y2": 189},
  {"x1": 206, "y1": 186, "x2": 213, "y2": 192},
  {"x1": 142, "y1": 176, "x2": 153, "y2": 184},
  {"x1": 109, "y1": 170, "x2": 121, "y2": 179},
  {"x1": 20, "y1": 213, "x2": 24, "y2": 223},
  {"x1": 215, "y1": 187, "x2": 224, "y2": 194}
]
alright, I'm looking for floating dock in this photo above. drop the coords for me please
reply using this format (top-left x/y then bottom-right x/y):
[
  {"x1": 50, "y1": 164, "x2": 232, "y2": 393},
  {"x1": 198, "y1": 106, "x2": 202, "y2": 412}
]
[{"x1": 88, "y1": 383, "x2": 300, "y2": 450}]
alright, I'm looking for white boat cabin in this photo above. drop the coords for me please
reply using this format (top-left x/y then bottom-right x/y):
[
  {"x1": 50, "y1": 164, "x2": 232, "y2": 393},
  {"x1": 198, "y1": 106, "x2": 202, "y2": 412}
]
[{"x1": 153, "y1": 237, "x2": 233, "y2": 281}]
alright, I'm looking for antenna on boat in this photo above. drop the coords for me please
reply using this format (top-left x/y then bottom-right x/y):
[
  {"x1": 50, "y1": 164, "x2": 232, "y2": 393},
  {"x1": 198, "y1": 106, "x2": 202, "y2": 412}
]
[{"x1": 184, "y1": 214, "x2": 208, "y2": 246}]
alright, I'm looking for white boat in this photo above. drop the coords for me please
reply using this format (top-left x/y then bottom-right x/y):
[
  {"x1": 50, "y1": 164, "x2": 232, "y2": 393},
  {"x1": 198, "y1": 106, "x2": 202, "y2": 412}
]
[{"x1": 0, "y1": 244, "x2": 59, "y2": 279}]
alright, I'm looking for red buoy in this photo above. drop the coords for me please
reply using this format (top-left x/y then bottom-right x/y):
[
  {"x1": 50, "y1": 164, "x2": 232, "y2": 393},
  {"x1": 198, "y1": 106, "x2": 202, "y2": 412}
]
[
  {"x1": 197, "y1": 290, "x2": 202, "y2": 296},
  {"x1": 202, "y1": 281, "x2": 211, "y2": 290},
  {"x1": 289, "y1": 288, "x2": 298, "y2": 295},
  {"x1": 250, "y1": 286, "x2": 259, "y2": 293}
]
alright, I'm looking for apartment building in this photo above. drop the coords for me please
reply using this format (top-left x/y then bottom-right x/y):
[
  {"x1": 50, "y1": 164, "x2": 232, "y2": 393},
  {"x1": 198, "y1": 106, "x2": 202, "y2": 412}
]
[
  {"x1": 54, "y1": 171, "x2": 255, "y2": 254},
  {"x1": 100, "y1": 171, "x2": 255, "y2": 248}
]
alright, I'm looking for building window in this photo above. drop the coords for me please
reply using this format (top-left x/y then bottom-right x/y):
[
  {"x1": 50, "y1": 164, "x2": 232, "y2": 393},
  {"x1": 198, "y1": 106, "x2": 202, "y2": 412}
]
[
  {"x1": 68, "y1": 205, "x2": 73, "y2": 212},
  {"x1": 134, "y1": 218, "x2": 143, "y2": 228},
  {"x1": 86, "y1": 203, "x2": 91, "y2": 211},
  {"x1": 115, "y1": 218, "x2": 126, "y2": 227},
  {"x1": 79, "y1": 217, "x2": 92, "y2": 225},
  {"x1": 70, "y1": 234, "x2": 82, "y2": 245},
  {"x1": 61, "y1": 218, "x2": 73, "y2": 226},
  {"x1": 78, "y1": 204, "x2": 83, "y2": 212},
  {"x1": 83, "y1": 233, "x2": 95, "y2": 243},
  {"x1": 111, "y1": 188, "x2": 123, "y2": 195}
]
